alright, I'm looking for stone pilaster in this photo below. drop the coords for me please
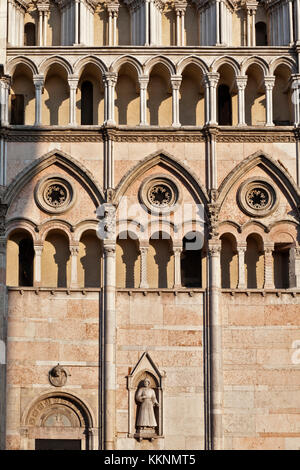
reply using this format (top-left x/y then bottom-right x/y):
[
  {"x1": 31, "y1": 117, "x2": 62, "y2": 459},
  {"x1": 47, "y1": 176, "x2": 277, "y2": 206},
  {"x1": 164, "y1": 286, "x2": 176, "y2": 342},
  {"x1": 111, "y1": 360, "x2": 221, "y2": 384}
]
[
  {"x1": 236, "y1": 75, "x2": 248, "y2": 126},
  {"x1": 171, "y1": 75, "x2": 182, "y2": 128},
  {"x1": 103, "y1": 72, "x2": 118, "y2": 126},
  {"x1": 265, "y1": 76, "x2": 275, "y2": 127},
  {"x1": 237, "y1": 244, "x2": 247, "y2": 289},
  {"x1": 70, "y1": 244, "x2": 80, "y2": 288},
  {"x1": 68, "y1": 76, "x2": 79, "y2": 126},
  {"x1": 208, "y1": 241, "x2": 223, "y2": 450},
  {"x1": 139, "y1": 76, "x2": 149, "y2": 126},
  {"x1": 33, "y1": 75, "x2": 44, "y2": 126},
  {"x1": 139, "y1": 245, "x2": 149, "y2": 289},
  {"x1": 33, "y1": 244, "x2": 43, "y2": 287},
  {"x1": 173, "y1": 245, "x2": 182, "y2": 288},
  {"x1": 205, "y1": 73, "x2": 219, "y2": 126}
]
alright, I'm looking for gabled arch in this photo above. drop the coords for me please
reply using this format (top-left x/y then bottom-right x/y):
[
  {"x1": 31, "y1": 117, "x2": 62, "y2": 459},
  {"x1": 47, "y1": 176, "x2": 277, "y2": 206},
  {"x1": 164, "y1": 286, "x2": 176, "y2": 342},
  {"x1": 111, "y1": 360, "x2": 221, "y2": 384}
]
[
  {"x1": 110, "y1": 55, "x2": 143, "y2": 76},
  {"x1": 217, "y1": 151, "x2": 300, "y2": 215},
  {"x1": 241, "y1": 56, "x2": 269, "y2": 76},
  {"x1": 143, "y1": 56, "x2": 176, "y2": 76},
  {"x1": 3, "y1": 149, "x2": 105, "y2": 209},
  {"x1": 113, "y1": 150, "x2": 209, "y2": 210},
  {"x1": 177, "y1": 56, "x2": 209, "y2": 76},
  {"x1": 73, "y1": 55, "x2": 108, "y2": 77},
  {"x1": 211, "y1": 56, "x2": 240, "y2": 76},
  {"x1": 6, "y1": 56, "x2": 38, "y2": 76},
  {"x1": 39, "y1": 56, "x2": 73, "y2": 76}
]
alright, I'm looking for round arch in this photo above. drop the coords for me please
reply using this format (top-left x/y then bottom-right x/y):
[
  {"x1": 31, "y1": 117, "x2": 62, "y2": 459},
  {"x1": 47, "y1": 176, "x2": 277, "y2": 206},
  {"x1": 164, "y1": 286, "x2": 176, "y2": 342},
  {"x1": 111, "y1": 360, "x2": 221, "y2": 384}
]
[
  {"x1": 143, "y1": 56, "x2": 176, "y2": 76},
  {"x1": 6, "y1": 56, "x2": 38, "y2": 76}
]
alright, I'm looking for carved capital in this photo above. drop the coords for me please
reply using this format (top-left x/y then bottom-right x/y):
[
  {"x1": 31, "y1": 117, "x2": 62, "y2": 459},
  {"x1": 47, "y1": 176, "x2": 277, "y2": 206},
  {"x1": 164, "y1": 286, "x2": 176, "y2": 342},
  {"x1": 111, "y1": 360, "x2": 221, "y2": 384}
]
[
  {"x1": 264, "y1": 76, "x2": 276, "y2": 91},
  {"x1": 103, "y1": 72, "x2": 118, "y2": 86},
  {"x1": 236, "y1": 75, "x2": 248, "y2": 91},
  {"x1": 171, "y1": 75, "x2": 182, "y2": 90},
  {"x1": 204, "y1": 73, "x2": 220, "y2": 89},
  {"x1": 97, "y1": 203, "x2": 117, "y2": 241}
]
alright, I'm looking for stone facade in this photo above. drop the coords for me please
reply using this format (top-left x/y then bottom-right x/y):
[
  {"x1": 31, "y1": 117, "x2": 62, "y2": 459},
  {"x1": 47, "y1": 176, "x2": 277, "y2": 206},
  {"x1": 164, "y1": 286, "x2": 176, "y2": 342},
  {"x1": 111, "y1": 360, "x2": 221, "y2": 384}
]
[{"x1": 0, "y1": 0, "x2": 300, "y2": 451}]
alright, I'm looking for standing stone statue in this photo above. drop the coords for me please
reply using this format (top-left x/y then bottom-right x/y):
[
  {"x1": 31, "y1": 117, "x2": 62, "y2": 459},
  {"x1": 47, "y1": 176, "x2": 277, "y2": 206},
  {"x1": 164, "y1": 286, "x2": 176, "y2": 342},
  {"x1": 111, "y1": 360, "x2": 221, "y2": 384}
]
[{"x1": 135, "y1": 378, "x2": 159, "y2": 435}]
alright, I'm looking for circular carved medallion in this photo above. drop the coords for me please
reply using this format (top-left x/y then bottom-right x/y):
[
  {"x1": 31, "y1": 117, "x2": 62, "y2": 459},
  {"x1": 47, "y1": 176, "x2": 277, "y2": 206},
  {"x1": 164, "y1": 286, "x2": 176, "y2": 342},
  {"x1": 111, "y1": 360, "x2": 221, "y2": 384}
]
[
  {"x1": 35, "y1": 175, "x2": 75, "y2": 214},
  {"x1": 238, "y1": 178, "x2": 278, "y2": 217},
  {"x1": 139, "y1": 175, "x2": 180, "y2": 214}
]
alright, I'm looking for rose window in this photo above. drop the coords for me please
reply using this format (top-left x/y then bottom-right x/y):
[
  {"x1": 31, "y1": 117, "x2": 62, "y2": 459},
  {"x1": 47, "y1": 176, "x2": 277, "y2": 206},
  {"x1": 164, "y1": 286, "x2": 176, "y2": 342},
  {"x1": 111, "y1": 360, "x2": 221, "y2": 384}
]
[
  {"x1": 148, "y1": 185, "x2": 172, "y2": 207},
  {"x1": 246, "y1": 188, "x2": 269, "y2": 209},
  {"x1": 45, "y1": 184, "x2": 68, "y2": 207}
]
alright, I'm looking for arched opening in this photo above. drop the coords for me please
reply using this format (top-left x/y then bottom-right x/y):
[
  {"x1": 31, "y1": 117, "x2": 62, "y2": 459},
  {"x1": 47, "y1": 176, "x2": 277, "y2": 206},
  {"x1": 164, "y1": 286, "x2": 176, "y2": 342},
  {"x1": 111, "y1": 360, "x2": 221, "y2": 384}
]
[
  {"x1": 179, "y1": 64, "x2": 205, "y2": 126},
  {"x1": 43, "y1": 64, "x2": 69, "y2": 125},
  {"x1": 6, "y1": 230, "x2": 34, "y2": 287},
  {"x1": 24, "y1": 393, "x2": 94, "y2": 450},
  {"x1": 10, "y1": 64, "x2": 35, "y2": 125},
  {"x1": 78, "y1": 230, "x2": 102, "y2": 287},
  {"x1": 245, "y1": 64, "x2": 266, "y2": 125},
  {"x1": 24, "y1": 22, "x2": 36, "y2": 46},
  {"x1": 220, "y1": 233, "x2": 238, "y2": 288},
  {"x1": 42, "y1": 230, "x2": 70, "y2": 287},
  {"x1": 273, "y1": 243, "x2": 291, "y2": 289},
  {"x1": 255, "y1": 22, "x2": 267, "y2": 46},
  {"x1": 245, "y1": 234, "x2": 264, "y2": 288},
  {"x1": 115, "y1": 64, "x2": 139, "y2": 125},
  {"x1": 273, "y1": 64, "x2": 292, "y2": 126},
  {"x1": 77, "y1": 64, "x2": 104, "y2": 125},
  {"x1": 116, "y1": 1, "x2": 131, "y2": 45},
  {"x1": 147, "y1": 64, "x2": 172, "y2": 126},
  {"x1": 116, "y1": 232, "x2": 140, "y2": 288},
  {"x1": 217, "y1": 64, "x2": 237, "y2": 125},
  {"x1": 148, "y1": 232, "x2": 173, "y2": 288},
  {"x1": 181, "y1": 232, "x2": 203, "y2": 287},
  {"x1": 81, "y1": 81, "x2": 93, "y2": 125},
  {"x1": 218, "y1": 85, "x2": 232, "y2": 125}
]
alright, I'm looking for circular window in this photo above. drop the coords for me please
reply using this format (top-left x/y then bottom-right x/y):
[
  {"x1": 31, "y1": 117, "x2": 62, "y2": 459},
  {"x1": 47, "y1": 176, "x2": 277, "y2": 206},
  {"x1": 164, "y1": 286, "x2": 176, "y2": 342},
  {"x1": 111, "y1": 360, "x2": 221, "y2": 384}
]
[
  {"x1": 139, "y1": 175, "x2": 180, "y2": 214},
  {"x1": 35, "y1": 176, "x2": 76, "y2": 214},
  {"x1": 238, "y1": 178, "x2": 278, "y2": 217}
]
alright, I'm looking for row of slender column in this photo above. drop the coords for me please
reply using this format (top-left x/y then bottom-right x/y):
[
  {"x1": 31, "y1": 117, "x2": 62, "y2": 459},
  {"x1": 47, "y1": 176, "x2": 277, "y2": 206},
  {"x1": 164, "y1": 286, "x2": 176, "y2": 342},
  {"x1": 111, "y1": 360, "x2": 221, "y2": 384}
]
[{"x1": 3, "y1": 71, "x2": 299, "y2": 128}]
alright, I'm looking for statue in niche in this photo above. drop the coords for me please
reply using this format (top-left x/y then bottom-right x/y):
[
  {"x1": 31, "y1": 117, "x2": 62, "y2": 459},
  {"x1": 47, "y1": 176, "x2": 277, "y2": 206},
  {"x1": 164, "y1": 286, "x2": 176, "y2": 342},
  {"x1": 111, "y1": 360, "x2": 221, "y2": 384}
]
[
  {"x1": 135, "y1": 377, "x2": 159, "y2": 439},
  {"x1": 49, "y1": 364, "x2": 68, "y2": 387}
]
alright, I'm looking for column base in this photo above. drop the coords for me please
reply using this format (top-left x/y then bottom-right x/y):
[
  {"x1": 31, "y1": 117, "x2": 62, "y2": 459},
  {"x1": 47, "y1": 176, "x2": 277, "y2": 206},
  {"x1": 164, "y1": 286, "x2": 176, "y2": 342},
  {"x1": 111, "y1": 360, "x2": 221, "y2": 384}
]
[{"x1": 172, "y1": 123, "x2": 181, "y2": 128}]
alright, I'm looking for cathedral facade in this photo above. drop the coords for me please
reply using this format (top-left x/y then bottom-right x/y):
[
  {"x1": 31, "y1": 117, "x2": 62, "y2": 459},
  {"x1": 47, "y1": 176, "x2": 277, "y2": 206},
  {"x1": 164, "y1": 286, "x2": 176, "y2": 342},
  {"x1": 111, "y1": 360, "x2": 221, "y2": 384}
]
[{"x1": 0, "y1": 0, "x2": 300, "y2": 450}]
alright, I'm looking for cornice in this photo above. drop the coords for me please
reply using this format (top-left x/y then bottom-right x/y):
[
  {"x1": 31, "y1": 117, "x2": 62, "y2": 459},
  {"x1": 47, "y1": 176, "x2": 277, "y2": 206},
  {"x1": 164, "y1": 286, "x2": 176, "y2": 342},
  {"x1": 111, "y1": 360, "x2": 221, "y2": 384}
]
[{"x1": 1, "y1": 126, "x2": 298, "y2": 143}]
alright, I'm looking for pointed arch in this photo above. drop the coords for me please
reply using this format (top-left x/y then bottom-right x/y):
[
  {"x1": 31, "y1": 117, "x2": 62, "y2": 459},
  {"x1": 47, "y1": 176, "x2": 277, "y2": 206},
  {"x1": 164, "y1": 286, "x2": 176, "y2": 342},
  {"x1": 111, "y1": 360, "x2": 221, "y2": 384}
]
[
  {"x1": 39, "y1": 56, "x2": 73, "y2": 76},
  {"x1": 241, "y1": 56, "x2": 269, "y2": 76},
  {"x1": 73, "y1": 55, "x2": 108, "y2": 77},
  {"x1": 113, "y1": 150, "x2": 209, "y2": 209},
  {"x1": 211, "y1": 56, "x2": 240, "y2": 76},
  {"x1": 217, "y1": 151, "x2": 300, "y2": 213},
  {"x1": 6, "y1": 56, "x2": 38, "y2": 76},
  {"x1": 143, "y1": 56, "x2": 176, "y2": 76},
  {"x1": 176, "y1": 56, "x2": 209, "y2": 76},
  {"x1": 269, "y1": 56, "x2": 297, "y2": 76},
  {"x1": 110, "y1": 55, "x2": 143, "y2": 76},
  {"x1": 3, "y1": 149, "x2": 105, "y2": 209}
]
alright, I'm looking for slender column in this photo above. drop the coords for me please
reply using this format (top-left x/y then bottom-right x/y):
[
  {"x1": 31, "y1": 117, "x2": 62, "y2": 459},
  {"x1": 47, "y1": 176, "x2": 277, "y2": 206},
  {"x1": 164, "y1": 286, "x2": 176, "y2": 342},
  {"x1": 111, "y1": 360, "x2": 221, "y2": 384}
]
[
  {"x1": 75, "y1": 0, "x2": 79, "y2": 44},
  {"x1": 39, "y1": 10, "x2": 43, "y2": 46},
  {"x1": 265, "y1": 76, "x2": 275, "y2": 127},
  {"x1": 68, "y1": 76, "x2": 79, "y2": 126},
  {"x1": 43, "y1": 11, "x2": 48, "y2": 47},
  {"x1": 33, "y1": 75, "x2": 44, "y2": 126},
  {"x1": 33, "y1": 244, "x2": 43, "y2": 287},
  {"x1": 291, "y1": 74, "x2": 300, "y2": 126},
  {"x1": 237, "y1": 244, "x2": 247, "y2": 289},
  {"x1": 1, "y1": 77, "x2": 10, "y2": 127},
  {"x1": 113, "y1": 12, "x2": 117, "y2": 46},
  {"x1": 139, "y1": 76, "x2": 149, "y2": 126},
  {"x1": 103, "y1": 72, "x2": 117, "y2": 126},
  {"x1": 289, "y1": 0, "x2": 294, "y2": 44},
  {"x1": 203, "y1": 75, "x2": 210, "y2": 124},
  {"x1": 246, "y1": 8, "x2": 250, "y2": 46},
  {"x1": 8, "y1": 0, "x2": 13, "y2": 45},
  {"x1": 70, "y1": 245, "x2": 79, "y2": 288},
  {"x1": 108, "y1": 11, "x2": 113, "y2": 46},
  {"x1": 145, "y1": 0, "x2": 150, "y2": 45},
  {"x1": 171, "y1": 75, "x2": 182, "y2": 128},
  {"x1": 289, "y1": 247, "x2": 300, "y2": 288},
  {"x1": 181, "y1": 11, "x2": 185, "y2": 46},
  {"x1": 264, "y1": 243, "x2": 274, "y2": 289},
  {"x1": 173, "y1": 246, "x2": 182, "y2": 288},
  {"x1": 251, "y1": 10, "x2": 256, "y2": 46},
  {"x1": 97, "y1": 204, "x2": 117, "y2": 450},
  {"x1": 206, "y1": 72, "x2": 219, "y2": 125},
  {"x1": 176, "y1": 10, "x2": 180, "y2": 45},
  {"x1": 139, "y1": 245, "x2": 149, "y2": 288},
  {"x1": 216, "y1": 0, "x2": 220, "y2": 44},
  {"x1": 208, "y1": 241, "x2": 223, "y2": 450},
  {"x1": 236, "y1": 75, "x2": 248, "y2": 126}
]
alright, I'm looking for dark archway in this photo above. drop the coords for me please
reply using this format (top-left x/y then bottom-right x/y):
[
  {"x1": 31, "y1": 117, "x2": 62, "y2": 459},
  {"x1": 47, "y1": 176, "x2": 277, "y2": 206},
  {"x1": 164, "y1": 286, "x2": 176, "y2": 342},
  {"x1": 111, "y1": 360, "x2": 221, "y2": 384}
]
[
  {"x1": 218, "y1": 84, "x2": 232, "y2": 125},
  {"x1": 81, "y1": 81, "x2": 93, "y2": 125}
]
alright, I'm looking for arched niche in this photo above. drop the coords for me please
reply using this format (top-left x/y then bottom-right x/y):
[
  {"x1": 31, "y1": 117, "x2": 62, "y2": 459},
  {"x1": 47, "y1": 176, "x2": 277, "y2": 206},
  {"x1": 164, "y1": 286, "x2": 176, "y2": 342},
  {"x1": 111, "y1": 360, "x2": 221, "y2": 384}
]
[
  {"x1": 22, "y1": 393, "x2": 94, "y2": 450},
  {"x1": 127, "y1": 352, "x2": 165, "y2": 441}
]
